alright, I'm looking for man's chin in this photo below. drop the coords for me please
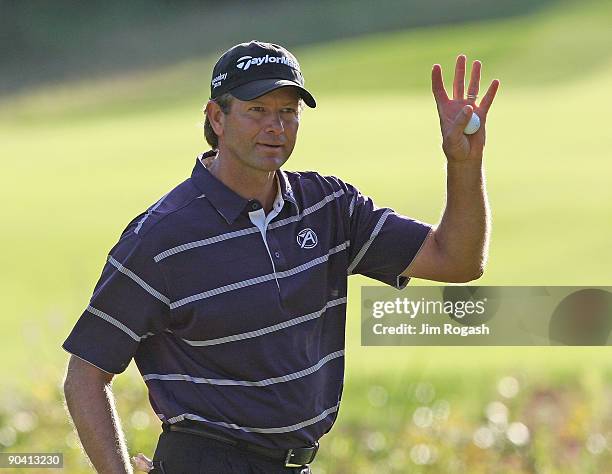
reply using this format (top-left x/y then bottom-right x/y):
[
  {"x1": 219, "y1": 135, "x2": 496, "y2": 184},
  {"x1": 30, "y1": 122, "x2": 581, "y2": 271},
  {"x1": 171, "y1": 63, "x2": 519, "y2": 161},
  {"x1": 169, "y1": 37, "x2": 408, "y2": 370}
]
[{"x1": 253, "y1": 152, "x2": 290, "y2": 171}]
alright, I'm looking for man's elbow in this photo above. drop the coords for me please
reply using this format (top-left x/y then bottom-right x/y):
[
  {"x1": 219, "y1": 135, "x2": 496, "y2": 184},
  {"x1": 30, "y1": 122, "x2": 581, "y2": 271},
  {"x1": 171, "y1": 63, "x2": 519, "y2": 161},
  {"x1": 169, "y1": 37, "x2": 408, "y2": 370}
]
[
  {"x1": 441, "y1": 260, "x2": 484, "y2": 283},
  {"x1": 62, "y1": 370, "x2": 82, "y2": 403},
  {"x1": 452, "y1": 264, "x2": 485, "y2": 283}
]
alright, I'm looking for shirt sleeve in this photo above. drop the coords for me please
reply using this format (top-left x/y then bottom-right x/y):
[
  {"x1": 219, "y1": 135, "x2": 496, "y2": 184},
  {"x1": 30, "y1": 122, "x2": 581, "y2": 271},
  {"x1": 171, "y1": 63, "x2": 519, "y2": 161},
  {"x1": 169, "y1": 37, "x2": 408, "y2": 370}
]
[
  {"x1": 343, "y1": 181, "x2": 433, "y2": 289},
  {"x1": 62, "y1": 224, "x2": 172, "y2": 374}
]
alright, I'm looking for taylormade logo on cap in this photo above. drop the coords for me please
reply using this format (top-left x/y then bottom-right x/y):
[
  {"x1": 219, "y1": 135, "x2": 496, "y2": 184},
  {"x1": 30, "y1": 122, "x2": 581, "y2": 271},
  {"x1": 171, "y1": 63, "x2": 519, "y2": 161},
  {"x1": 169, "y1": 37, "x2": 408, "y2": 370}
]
[{"x1": 236, "y1": 54, "x2": 300, "y2": 71}]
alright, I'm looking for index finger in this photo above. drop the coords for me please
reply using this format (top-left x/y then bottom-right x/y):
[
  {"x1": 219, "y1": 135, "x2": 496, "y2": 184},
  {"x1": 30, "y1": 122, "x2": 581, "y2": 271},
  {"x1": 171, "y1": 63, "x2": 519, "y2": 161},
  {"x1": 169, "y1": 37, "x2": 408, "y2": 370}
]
[{"x1": 431, "y1": 64, "x2": 449, "y2": 104}]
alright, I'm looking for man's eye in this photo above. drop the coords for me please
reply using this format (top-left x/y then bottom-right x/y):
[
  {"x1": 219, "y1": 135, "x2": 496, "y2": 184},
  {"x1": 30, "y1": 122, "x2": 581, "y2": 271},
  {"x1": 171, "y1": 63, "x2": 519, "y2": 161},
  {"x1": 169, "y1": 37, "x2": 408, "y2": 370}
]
[{"x1": 250, "y1": 107, "x2": 264, "y2": 112}]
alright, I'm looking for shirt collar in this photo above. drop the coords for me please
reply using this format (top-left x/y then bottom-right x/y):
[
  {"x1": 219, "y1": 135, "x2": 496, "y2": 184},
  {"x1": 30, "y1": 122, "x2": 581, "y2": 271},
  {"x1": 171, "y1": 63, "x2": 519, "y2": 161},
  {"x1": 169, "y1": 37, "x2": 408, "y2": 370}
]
[
  {"x1": 277, "y1": 167, "x2": 300, "y2": 214},
  {"x1": 190, "y1": 152, "x2": 299, "y2": 224},
  {"x1": 191, "y1": 155, "x2": 248, "y2": 224}
]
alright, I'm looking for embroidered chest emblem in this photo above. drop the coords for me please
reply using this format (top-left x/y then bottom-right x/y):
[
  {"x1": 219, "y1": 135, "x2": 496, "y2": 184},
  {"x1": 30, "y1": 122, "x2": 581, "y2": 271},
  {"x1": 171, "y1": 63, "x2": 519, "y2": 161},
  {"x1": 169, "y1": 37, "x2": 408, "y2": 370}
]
[{"x1": 297, "y1": 228, "x2": 318, "y2": 249}]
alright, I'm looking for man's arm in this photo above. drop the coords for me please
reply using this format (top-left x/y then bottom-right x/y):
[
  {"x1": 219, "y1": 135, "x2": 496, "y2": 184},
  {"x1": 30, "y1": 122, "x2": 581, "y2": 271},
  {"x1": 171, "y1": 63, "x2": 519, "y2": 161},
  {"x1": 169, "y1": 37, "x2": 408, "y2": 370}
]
[
  {"x1": 403, "y1": 55, "x2": 499, "y2": 283},
  {"x1": 63, "y1": 355, "x2": 133, "y2": 474},
  {"x1": 404, "y1": 161, "x2": 488, "y2": 283}
]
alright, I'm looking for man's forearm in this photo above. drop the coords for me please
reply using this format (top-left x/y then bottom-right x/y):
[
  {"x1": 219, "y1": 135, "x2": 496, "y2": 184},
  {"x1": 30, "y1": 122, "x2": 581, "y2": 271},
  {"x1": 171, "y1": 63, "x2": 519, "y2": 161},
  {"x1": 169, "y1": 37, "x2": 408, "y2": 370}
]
[
  {"x1": 434, "y1": 160, "x2": 490, "y2": 279},
  {"x1": 64, "y1": 380, "x2": 133, "y2": 474}
]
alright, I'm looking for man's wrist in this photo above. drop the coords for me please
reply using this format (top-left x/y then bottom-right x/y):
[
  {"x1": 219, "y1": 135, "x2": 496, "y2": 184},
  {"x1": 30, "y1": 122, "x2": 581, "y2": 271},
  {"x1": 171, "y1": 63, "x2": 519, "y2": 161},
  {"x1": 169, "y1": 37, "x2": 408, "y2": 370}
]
[{"x1": 445, "y1": 158, "x2": 483, "y2": 171}]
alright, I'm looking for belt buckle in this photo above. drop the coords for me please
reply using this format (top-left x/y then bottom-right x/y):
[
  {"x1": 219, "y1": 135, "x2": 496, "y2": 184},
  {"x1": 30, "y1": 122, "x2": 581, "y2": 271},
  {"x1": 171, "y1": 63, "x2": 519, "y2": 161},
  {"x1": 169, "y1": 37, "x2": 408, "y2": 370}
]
[
  {"x1": 284, "y1": 449, "x2": 297, "y2": 467},
  {"x1": 284, "y1": 441, "x2": 319, "y2": 467}
]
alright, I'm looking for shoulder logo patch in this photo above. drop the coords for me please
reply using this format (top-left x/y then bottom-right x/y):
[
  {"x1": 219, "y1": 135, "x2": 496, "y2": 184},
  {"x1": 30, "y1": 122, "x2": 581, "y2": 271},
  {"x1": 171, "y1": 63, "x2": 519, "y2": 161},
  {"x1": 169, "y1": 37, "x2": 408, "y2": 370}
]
[{"x1": 297, "y1": 228, "x2": 318, "y2": 249}]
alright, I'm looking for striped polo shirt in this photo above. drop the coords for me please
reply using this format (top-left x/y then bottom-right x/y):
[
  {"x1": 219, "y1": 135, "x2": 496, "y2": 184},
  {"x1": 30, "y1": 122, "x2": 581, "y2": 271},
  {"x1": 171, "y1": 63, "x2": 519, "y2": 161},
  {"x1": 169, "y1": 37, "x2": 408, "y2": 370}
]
[{"x1": 62, "y1": 151, "x2": 432, "y2": 450}]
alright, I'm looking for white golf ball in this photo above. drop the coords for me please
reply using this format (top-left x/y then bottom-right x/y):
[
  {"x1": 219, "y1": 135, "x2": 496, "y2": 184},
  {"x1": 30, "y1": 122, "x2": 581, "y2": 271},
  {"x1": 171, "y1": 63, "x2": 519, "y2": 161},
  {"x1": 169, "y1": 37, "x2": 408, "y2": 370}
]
[{"x1": 463, "y1": 112, "x2": 480, "y2": 135}]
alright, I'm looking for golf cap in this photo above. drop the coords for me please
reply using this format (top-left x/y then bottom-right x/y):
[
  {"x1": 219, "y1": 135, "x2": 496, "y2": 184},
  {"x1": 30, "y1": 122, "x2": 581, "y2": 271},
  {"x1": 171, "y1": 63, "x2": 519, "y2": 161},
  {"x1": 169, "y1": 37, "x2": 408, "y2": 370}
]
[{"x1": 210, "y1": 40, "x2": 316, "y2": 108}]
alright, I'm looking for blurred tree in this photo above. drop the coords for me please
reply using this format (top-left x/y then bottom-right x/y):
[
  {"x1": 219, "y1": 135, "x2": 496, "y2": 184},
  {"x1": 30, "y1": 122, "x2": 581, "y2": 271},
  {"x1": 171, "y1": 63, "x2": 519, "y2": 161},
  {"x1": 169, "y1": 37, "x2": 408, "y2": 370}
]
[{"x1": 0, "y1": 0, "x2": 559, "y2": 95}]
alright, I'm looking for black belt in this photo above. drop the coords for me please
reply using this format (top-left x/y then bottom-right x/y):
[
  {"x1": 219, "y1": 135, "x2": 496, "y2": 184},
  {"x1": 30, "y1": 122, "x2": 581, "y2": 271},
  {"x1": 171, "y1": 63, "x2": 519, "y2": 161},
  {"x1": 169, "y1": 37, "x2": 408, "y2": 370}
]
[{"x1": 165, "y1": 423, "x2": 319, "y2": 467}]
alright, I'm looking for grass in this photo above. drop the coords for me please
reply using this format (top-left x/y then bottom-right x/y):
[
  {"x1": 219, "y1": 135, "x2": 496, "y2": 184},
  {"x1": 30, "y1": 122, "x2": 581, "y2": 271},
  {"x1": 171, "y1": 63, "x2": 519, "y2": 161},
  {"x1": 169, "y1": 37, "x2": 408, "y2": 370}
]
[{"x1": 2, "y1": 0, "x2": 612, "y2": 471}]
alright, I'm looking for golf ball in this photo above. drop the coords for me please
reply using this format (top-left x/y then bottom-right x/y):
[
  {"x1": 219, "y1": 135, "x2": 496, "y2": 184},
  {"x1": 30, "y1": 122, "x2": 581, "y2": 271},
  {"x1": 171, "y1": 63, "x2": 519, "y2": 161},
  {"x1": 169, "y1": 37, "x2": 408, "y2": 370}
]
[{"x1": 464, "y1": 112, "x2": 480, "y2": 135}]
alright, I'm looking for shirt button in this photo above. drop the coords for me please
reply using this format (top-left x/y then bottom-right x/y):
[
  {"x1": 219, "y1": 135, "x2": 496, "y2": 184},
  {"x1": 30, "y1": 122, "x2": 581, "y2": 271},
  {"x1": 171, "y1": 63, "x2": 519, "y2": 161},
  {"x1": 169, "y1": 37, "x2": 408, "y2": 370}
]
[
  {"x1": 274, "y1": 251, "x2": 281, "y2": 259},
  {"x1": 251, "y1": 202, "x2": 260, "y2": 210}
]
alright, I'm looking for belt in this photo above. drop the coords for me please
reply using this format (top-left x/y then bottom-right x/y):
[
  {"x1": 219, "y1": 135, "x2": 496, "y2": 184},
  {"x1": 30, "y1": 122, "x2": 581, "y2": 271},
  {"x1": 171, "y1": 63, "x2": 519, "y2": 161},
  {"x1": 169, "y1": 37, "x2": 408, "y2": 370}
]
[{"x1": 166, "y1": 423, "x2": 319, "y2": 467}]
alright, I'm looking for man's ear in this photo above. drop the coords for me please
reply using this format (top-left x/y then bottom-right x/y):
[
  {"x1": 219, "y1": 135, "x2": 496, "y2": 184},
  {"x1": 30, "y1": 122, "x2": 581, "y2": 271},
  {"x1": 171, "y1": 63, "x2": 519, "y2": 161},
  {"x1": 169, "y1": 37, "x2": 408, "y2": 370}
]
[{"x1": 205, "y1": 100, "x2": 226, "y2": 137}]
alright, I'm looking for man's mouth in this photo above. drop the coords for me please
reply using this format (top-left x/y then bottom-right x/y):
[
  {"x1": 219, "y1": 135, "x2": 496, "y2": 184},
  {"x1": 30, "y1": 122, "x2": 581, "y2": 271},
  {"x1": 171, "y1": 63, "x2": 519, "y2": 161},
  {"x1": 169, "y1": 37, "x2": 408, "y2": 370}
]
[{"x1": 257, "y1": 143, "x2": 283, "y2": 149}]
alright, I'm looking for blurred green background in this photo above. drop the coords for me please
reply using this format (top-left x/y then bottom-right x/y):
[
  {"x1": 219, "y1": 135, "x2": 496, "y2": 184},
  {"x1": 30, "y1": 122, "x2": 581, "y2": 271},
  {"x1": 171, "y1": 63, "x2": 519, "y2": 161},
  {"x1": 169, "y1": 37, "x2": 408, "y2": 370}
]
[{"x1": 1, "y1": 0, "x2": 611, "y2": 472}]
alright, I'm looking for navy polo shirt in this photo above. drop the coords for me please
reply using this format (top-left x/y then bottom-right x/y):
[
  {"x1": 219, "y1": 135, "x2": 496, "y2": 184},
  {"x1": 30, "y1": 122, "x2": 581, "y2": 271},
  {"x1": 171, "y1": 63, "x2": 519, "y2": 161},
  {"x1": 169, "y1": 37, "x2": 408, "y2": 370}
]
[{"x1": 62, "y1": 151, "x2": 432, "y2": 449}]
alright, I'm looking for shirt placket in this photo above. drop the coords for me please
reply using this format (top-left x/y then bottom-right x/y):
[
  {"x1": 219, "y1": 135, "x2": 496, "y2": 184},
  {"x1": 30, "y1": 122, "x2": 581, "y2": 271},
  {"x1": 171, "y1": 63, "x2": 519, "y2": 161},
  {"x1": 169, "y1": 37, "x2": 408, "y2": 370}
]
[{"x1": 247, "y1": 189, "x2": 285, "y2": 292}]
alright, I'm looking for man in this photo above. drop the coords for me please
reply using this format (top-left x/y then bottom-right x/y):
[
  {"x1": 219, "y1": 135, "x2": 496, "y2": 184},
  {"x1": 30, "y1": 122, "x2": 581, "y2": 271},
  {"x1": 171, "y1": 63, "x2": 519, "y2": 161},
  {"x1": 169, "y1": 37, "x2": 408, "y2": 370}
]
[{"x1": 62, "y1": 40, "x2": 499, "y2": 473}]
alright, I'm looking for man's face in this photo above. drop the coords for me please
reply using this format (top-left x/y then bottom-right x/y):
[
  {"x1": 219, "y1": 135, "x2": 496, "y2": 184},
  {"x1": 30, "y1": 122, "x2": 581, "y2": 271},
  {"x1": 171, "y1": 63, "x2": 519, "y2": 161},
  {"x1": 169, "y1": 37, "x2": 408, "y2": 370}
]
[{"x1": 219, "y1": 87, "x2": 301, "y2": 173}]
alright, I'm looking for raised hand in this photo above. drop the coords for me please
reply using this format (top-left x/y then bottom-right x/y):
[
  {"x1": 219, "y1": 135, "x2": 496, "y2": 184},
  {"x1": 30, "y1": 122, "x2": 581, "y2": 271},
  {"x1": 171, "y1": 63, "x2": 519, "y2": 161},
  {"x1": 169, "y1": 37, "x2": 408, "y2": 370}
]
[{"x1": 432, "y1": 55, "x2": 500, "y2": 164}]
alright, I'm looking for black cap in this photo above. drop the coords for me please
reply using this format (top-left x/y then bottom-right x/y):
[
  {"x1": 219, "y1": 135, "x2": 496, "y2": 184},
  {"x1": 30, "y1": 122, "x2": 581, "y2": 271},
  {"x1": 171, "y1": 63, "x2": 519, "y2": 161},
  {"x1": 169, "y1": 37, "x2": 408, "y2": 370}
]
[{"x1": 210, "y1": 40, "x2": 316, "y2": 108}]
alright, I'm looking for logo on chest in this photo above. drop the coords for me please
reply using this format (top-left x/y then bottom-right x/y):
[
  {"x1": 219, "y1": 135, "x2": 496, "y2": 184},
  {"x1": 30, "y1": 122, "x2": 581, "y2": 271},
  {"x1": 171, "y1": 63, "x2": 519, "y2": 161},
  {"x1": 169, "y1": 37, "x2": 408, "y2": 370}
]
[{"x1": 297, "y1": 228, "x2": 318, "y2": 249}]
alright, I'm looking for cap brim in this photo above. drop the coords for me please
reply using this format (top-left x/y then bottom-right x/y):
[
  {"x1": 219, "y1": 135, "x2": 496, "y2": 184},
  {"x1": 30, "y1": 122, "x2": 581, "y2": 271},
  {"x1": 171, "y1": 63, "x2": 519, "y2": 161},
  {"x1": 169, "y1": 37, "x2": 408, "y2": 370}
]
[{"x1": 230, "y1": 79, "x2": 316, "y2": 108}]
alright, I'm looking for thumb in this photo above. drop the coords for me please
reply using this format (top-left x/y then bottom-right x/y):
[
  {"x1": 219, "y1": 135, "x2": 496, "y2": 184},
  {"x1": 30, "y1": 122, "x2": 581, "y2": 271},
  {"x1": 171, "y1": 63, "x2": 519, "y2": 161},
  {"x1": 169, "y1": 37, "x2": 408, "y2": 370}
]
[
  {"x1": 455, "y1": 105, "x2": 474, "y2": 128},
  {"x1": 448, "y1": 105, "x2": 474, "y2": 144},
  {"x1": 450, "y1": 105, "x2": 473, "y2": 138}
]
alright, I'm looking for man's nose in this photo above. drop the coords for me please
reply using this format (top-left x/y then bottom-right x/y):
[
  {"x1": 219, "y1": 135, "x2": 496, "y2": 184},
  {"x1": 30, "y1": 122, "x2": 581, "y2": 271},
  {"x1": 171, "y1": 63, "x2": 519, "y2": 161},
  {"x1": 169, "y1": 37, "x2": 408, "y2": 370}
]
[{"x1": 265, "y1": 112, "x2": 285, "y2": 135}]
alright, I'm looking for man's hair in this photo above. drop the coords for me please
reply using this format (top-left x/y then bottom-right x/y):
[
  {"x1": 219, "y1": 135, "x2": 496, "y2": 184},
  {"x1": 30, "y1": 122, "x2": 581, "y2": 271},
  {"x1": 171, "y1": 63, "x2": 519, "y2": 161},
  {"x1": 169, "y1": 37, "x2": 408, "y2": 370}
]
[
  {"x1": 203, "y1": 92, "x2": 305, "y2": 149},
  {"x1": 204, "y1": 93, "x2": 234, "y2": 149}
]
